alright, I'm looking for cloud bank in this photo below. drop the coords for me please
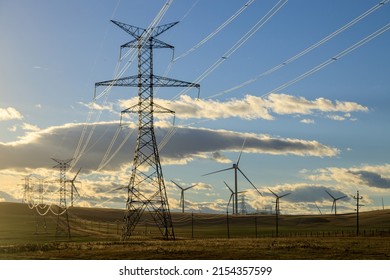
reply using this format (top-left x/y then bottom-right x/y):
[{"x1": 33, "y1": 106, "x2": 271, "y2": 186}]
[
  {"x1": 0, "y1": 122, "x2": 339, "y2": 172},
  {"x1": 118, "y1": 93, "x2": 368, "y2": 121}
]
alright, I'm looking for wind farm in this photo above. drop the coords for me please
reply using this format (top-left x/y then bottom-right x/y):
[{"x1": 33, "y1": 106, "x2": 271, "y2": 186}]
[{"x1": 1, "y1": 0, "x2": 390, "y2": 260}]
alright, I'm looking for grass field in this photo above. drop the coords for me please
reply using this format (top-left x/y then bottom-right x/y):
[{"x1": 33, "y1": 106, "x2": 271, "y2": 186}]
[{"x1": 1, "y1": 202, "x2": 390, "y2": 259}]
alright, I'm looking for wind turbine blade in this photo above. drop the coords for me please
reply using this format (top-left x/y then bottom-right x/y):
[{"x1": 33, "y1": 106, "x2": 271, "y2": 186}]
[
  {"x1": 223, "y1": 181, "x2": 234, "y2": 194},
  {"x1": 325, "y1": 190, "x2": 336, "y2": 200},
  {"x1": 238, "y1": 168, "x2": 262, "y2": 196},
  {"x1": 237, "y1": 190, "x2": 247, "y2": 194},
  {"x1": 236, "y1": 138, "x2": 246, "y2": 166},
  {"x1": 227, "y1": 193, "x2": 234, "y2": 211},
  {"x1": 73, "y1": 168, "x2": 82, "y2": 181},
  {"x1": 279, "y1": 192, "x2": 291, "y2": 199},
  {"x1": 184, "y1": 184, "x2": 197, "y2": 191},
  {"x1": 202, "y1": 167, "x2": 234, "y2": 177},
  {"x1": 268, "y1": 188, "x2": 277, "y2": 197},
  {"x1": 336, "y1": 195, "x2": 348, "y2": 201},
  {"x1": 171, "y1": 180, "x2": 184, "y2": 191},
  {"x1": 112, "y1": 186, "x2": 126, "y2": 192},
  {"x1": 73, "y1": 184, "x2": 80, "y2": 197}
]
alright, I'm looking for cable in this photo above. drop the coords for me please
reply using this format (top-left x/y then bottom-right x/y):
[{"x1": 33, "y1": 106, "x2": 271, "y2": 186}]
[
  {"x1": 71, "y1": 0, "x2": 174, "y2": 170},
  {"x1": 207, "y1": 0, "x2": 390, "y2": 99},
  {"x1": 264, "y1": 22, "x2": 390, "y2": 96},
  {"x1": 171, "y1": 0, "x2": 288, "y2": 100},
  {"x1": 97, "y1": 128, "x2": 135, "y2": 172},
  {"x1": 174, "y1": 0, "x2": 255, "y2": 61}
]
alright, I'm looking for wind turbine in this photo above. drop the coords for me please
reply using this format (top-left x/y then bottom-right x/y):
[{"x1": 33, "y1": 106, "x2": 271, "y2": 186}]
[
  {"x1": 268, "y1": 188, "x2": 291, "y2": 237},
  {"x1": 202, "y1": 140, "x2": 262, "y2": 215},
  {"x1": 325, "y1": 190, "x2": 347, "y2": 215},
  {"x1": 171, "y1": 180, "x2": 197, "y2": 213},
  {"x1": 67, "y1": 168, "x2": 81, "y2": 207},
  {"x1": 315, "y1": 202, "x2": 323, "y2": 215},
  {"x1": 224, "y1": 181, "x2": 246, "y2": 215}
]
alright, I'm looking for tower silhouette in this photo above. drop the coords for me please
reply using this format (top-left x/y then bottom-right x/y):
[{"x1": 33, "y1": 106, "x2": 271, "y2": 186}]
[
  {"x1": 52, "y1": 158, "x2": 72, "y2": 239},
  {"x1": 95, "y1": 20, "x2": 199, "y2": 240}
]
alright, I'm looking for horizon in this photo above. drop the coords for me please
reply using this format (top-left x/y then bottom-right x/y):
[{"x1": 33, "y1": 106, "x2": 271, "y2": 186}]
[{"x1": 1, "y1": 0, "x2": 390, "y2": 215}]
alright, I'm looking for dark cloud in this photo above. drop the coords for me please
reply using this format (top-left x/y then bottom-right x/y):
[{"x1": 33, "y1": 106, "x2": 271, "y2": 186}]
[
  {"x1": 0, "y1": 122, "x2": 339, "y2": 172},
  {"x1": 350, "y1": 170, "x2": 390, "y2": 189}
]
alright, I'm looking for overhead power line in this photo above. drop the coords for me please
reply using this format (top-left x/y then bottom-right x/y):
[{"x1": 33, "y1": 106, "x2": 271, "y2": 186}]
[
  {"x1": 207, "y1": 0, "x2": 390, "y2": 99},
  {"x1": 264, "y1": 22, "x2": 390, "y2": 96},
  {"x1": 174, "y1": 0, "x2": 256, "y2": 62},
  {"x1": 70, "y1": 0, "x2": 174, "y2": 171},
  {"x1": 172, "y1": 0, "x2": 288, "y2": 100}
]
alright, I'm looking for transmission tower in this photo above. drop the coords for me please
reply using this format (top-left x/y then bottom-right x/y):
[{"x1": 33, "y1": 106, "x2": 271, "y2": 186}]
[
  {"x1": 95, "y1": 20, "x2": 200, "y2": 240},
  {"x1": 52, "y1": 158, "x2": 72, "y2": 239},
  {"x1": 22, "y1": 175, "x2": 32, "y2": 204},
  {"x1": 240, "y1": 194, "x2": 247, "y2": 215}
]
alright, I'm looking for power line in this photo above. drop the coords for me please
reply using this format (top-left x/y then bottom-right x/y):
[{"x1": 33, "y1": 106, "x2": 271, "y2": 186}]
[
  {"x1": 207, "y1": 0, "x2": 390, "y2": 99},
  {"x1": 172, "y1": 0, "x2": 288, "y2": 100},
  {"x1": 263, "y1": 22, "x2": 390, "y2": 97},
  {"x1": 173, "y1": 0, "x2": 255, "y2": 62},
  {"x1": 71, "y1": 0, "x2": 175, "y2": 171}
]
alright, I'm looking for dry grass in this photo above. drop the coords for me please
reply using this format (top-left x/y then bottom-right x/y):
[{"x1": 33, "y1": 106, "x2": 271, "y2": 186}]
[
  {"x1": 1, "y1": 237, "x2": 389, "y2": 260},
  {"x1": 1, "y1": 202, "x2": 390, "y2": 259}
]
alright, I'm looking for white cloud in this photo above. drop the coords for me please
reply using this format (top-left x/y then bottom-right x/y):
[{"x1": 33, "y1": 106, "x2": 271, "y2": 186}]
[
  {"x1": 119, "y1": 93, "x2": 368, "y2": 121},
  {"x1": 265, "y1": 94, "x2": 368, "y2": 115},
  {"x1": 300, "y1": 118, "x2": 315, "y2": 124},
  {"x1": 8, "y1": 125, "x2": 18, "y2": 132},
  {"x1": 327, "y1": 114, "x2": 345, "y2": 121},
  {"x1": 21, "y1": 123, "x2": 40, "y2": 132},
  {"x1": 78, "y1": 101, "x2": 114, "y2": 112},
  {"x1": 0, "y1": 107, "x2": 23, "y2": 121},
  {"x1": 306, "y1": 164, "x2": 390, "y2": 191}
]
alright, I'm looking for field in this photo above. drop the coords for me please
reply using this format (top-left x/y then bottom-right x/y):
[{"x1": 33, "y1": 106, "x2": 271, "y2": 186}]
[{"x1": 1, "y1": 202, "x2": 390, "y2": 259}]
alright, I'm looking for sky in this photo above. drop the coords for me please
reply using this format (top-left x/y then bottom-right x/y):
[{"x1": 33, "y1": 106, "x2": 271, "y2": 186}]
[{"x1": 0, "y1": 0, "x2": 389, "y2": 215}]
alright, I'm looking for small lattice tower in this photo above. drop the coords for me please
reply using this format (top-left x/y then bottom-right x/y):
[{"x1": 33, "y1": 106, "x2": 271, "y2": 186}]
[
  {"x1": 95, "y1": 20, "x2": 199, "y2": 240},
  {"x1": 52, "y1": 158, "x2": 72, "y2": 239}
]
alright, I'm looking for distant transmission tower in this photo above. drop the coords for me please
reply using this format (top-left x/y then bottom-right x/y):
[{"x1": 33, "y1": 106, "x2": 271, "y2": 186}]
[
  {"x1": 95, "y1": 20, "x2": 200, "y2": 240},
  {"x1": 240, "y1": 194, "x2": 247, "y2": 215},
  {"x1": 52, "y1": 158, "x2": 72, "y2": 239}
]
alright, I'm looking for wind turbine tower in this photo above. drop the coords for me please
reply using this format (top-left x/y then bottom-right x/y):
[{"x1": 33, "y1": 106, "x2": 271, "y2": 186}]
[
  {"x1": 325, "y1": 190, "x2": 347, "y2": 215},
  {"x1": 224, "y1": 181, "x2": 246, "y2": 215},
  {"x1": 171, "y1": 180, "x2": 197, "y2": 213},
  {"x1": 268, "y1": 188, "x2": 291, "y2": 237},
  {"x1": 203, "y1": 141, "x2": 262, "y2": 215},
  {"x1": 66, "y1": 168, "x2": 81, "y2": 207},
  {"x1": 95, "y1": 20, "x2": 200, "y2": 240}
]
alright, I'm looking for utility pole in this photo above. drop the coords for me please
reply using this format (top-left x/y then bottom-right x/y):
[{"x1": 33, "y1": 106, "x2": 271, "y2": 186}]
[
  {"x1": 353, "y1": 190, "x2": 363, "y2": 236},
  {"x1": 52, "y1": 158, "x2": 72, "y2": 239},
  {"x1": 95, "y1": 20, "x2": 199, "y2": 240}
]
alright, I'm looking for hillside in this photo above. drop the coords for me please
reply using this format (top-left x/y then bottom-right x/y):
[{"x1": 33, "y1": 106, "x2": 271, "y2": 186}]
[
  {"x1": 1, "y1": 202, "x2": 390, "y2": 243},
  {"x1": 1, "y1": 202, "x2": 390, "y2": 259}
]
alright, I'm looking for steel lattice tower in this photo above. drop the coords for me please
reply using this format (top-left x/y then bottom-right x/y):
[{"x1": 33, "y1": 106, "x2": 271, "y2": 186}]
[
  {"x1": 52, "y1": 158, "x2": 72, "y2": 239},
  {"x1": 95, "y1": 20, "x2": 199, "y2": 240}
]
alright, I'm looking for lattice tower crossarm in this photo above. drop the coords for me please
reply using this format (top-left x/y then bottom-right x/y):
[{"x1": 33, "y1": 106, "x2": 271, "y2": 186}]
[{"x1": 95, "y1": 20, "x2": 199, "y2": 240}]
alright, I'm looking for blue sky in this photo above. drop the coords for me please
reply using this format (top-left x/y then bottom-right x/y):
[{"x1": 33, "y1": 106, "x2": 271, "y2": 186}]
[{"x1": 1, "y1": 0, "x2": 389, "y2": 215}]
